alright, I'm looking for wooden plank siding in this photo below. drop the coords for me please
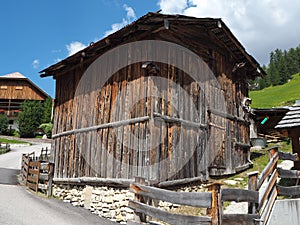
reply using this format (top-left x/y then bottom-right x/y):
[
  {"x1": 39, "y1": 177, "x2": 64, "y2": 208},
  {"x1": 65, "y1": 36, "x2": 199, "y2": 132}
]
[
  {"x1": 51, "y1": 57, "x2": 250, "y2": 181},
  {"x1": 0, "y1": 79, "x2": 47, "y2": 100},
  {"x1": 48, "y1": 15, "x2": 257, "y2": 182}
]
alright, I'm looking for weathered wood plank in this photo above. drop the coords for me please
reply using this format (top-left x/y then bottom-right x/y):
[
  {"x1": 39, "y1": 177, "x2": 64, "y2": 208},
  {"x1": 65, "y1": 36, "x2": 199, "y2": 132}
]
[
  {"x1": 277, "y1": 167, "x2": 300, "y2": 179},
  {"x1": 258, "y1": 169, "x2": 278, "y2": 210},
  {"x1": 278, "y1": 151, "x2": 299, "y2": 161},
  {"x1": 260, "y1": 186, "x2": 277, "y2": 225},
  {"x1": 52, "y1": 116, "x2": 150, "y2": 139},
  {"x1": 221, "y1": 189, "x2": 259, "y2": 203},
  {"x1": 28, "y1": 169, "x2": 39, "y2": 175},
  {"x1": 27, "y1": 175, "x2": 38, "y2": 183},
  {"x1": 27, "y1": 182, "x2": 38, "y2": 192},
  {"x1": 29, "y1": 161, "x2": 40, "y2": 167},
  {"x1": 129, "y1": 200, "x2": 212, "y2": 225},
  {"x1": 158, "y1": 176, "x2": 207, "y2": 188},
  {"x1": 153, "y1": 112, "x2": 206, "y2": 129},
  {"x1": 222, "y1": 214, "x2": 259, "y2": 225},
  {"x1": 53, "y1": 177, "x2": 134, "y2": 187},
  {"x1": 257, "y1": 152, "x2": 279, "y2": 189},
  {"x1": 130, "y1": 183, "x2": 212, "y2": 208},
  {"x1": 277, "y1": 185, "x2": 300, "y2": 197}
]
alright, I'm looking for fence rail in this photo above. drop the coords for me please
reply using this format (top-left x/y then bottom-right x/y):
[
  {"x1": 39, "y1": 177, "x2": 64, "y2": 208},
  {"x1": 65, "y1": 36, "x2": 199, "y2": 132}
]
[
  {"x1": 20, "y1": 150, "x2": 54, "y2": 197},
  {"x1": 129, "y1": 147, "x2": 300, "y2": 225}
]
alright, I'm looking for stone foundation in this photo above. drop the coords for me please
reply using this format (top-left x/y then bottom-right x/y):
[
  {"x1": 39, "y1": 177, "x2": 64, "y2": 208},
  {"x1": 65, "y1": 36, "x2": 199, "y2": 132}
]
[{"x1": 53, "y1": 184, "x2": 207, "y2": 224}]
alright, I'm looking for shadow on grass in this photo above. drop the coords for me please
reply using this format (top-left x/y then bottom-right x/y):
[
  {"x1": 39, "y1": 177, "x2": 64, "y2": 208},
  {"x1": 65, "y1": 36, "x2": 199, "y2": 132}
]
[{"x1": 250, "y1": 151, "x2": 265, "y2": 160}]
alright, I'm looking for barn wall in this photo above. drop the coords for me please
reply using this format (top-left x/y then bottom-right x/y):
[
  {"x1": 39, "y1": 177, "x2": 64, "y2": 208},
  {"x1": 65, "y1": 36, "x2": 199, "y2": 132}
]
[
  {"x1": 51, "y1": 30, "x2": 251, "y2": 181},
  {"x1": 0, "y1": 80, "x2": 46, "y2": 100}
]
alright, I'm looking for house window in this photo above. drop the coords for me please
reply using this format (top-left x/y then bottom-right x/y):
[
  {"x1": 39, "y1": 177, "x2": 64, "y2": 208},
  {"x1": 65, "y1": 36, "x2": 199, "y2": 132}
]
[
  {"x1": 0, "y1": 86, "x2": 7, "y2": 90},
  {"x1": 15, "y1": 86, "x2": 23, "y2": 90}
]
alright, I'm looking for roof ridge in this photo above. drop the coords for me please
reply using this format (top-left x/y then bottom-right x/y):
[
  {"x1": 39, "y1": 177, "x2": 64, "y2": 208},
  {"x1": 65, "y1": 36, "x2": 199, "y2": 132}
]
[{"x1": 1, "y1": 72, "x2": 27, "y2": 79}]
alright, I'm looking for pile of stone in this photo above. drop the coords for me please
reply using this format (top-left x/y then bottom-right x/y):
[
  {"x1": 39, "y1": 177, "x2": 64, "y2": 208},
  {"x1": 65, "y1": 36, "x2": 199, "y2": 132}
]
[{"x1": 53, "y1": 183, "x2": 207, "y2": 224}]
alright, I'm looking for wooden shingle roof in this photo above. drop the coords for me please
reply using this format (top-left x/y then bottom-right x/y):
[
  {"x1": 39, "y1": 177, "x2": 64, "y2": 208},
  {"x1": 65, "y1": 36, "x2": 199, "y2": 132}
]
[
  {"x1": 40, "y1": 12, "x2": 265, "y2": 78},
  {"x1": 275, "y1": 101, "x2": 300, "y2": 129}
]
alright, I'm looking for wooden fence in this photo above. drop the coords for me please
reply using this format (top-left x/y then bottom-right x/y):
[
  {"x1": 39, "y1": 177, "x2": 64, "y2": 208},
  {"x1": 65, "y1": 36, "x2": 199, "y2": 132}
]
[
  {"x1": 129, "y1": 147, "x2": 300, "y2": 225},
  {"x1": 21, "y1": 150, "x2": 54, "y2": 197}
]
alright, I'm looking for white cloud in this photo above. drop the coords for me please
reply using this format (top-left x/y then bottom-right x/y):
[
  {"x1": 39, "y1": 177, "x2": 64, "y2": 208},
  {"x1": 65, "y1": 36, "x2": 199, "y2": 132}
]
[
  {"x1": 157, "y1": 0, "x2": 188, "y2": 14},
  {"x1": 66, "y1": 41, "x2": 87, "y2": 56},
  {"x1": 158, "y1": 0, "x2": 300, "y2": 65},
  {"x1": 32, "y1": 59, "x2": 40, "y2": 69},
  {"x1": 104, "y1": 4, "x2": 136, "y2": 37}
]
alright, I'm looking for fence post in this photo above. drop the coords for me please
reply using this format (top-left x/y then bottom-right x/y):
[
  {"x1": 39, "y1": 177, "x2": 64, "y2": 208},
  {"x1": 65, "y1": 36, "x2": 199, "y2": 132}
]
[
  {"x1": 35, "y1": 161, "x2": 41, "y2": 192},
  {"x1": 268, "y1": 146, "x2": 278, "y2": 159},
  {"x1": 248, "y1": 171, "x2": 259, "y2": 214},
  {"x1": 206, "y1": 182, "x2": 222, "y2": 225},
  {"x1": 134, "y1": 177, "x2": 147, "y2": 223},
  {"x1": 25, "y1": 157, "x2": 30, "y2": 186},
  {"x1": 47, "y1": 163, "x2": 54, "y2": 197}
]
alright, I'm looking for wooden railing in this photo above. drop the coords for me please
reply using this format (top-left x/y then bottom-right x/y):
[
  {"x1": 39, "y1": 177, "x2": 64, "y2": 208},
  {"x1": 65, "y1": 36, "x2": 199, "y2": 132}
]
[
  {"x1": 128, "y1": 177, "x2": 215, "y2": 225},
  {"x1": 128, "y1": 147, "x2": 300, "y2": 225},
  {"x1": 20, "y1": 151, "x2": 54, "y2": 197}
]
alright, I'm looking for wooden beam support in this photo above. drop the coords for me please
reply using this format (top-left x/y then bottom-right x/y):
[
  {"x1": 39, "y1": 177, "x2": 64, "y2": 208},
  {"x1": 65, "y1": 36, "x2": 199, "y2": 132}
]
[{"x1": 52, "y1": 116, "x2": 150, "y2": 139}]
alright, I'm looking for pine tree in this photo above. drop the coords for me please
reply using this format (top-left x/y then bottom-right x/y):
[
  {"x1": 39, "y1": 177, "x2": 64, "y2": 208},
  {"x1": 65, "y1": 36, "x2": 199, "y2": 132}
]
[{"x1": 17, "y1": 100, "x2": 43, "y2": 138}]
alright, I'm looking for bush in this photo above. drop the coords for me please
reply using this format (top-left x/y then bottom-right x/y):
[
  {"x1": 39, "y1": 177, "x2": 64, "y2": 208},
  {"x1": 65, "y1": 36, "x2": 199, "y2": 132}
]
[
  {"x1": 0, "y1": 114, "x2": 8, "y2": 135},
  {"x1": 39, "y1": 123, "x2": 53, "y2": 138},
  {"x1": 4, "y1": 127, "x2": 16, "y2": 136}
]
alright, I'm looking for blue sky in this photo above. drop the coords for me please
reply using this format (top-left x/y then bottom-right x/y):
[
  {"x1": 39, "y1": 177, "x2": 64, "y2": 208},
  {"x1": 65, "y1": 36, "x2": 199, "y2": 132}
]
[{"x1": 1, "y1": 0, "x2": 300, "y2": 97}]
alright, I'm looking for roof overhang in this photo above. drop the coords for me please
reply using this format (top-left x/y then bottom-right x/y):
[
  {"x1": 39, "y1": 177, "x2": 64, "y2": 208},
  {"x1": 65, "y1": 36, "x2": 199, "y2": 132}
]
[{"x1": 40, "y1": 12, "x2": 265, "y2": 78}]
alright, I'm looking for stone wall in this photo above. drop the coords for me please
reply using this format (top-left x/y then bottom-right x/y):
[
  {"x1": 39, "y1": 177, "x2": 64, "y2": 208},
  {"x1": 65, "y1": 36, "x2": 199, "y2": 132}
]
[{"x1": 53, "y1": 184, "x2": 207, "y2": 224}]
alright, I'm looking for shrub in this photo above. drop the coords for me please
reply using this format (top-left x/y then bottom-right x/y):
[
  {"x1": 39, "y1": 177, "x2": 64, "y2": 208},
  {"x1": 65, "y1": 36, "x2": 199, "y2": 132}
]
[{"x1": 39, "y1": 123, "x2": 53, "y2": 138}]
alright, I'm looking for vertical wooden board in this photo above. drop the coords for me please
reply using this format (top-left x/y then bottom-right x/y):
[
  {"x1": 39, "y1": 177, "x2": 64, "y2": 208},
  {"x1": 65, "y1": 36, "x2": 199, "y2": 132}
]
[
  {"x1": 184, "y1": 74, "x2": 191, "y2": 178},
  {"x1": 54, "y1": 138, "x2": 60, "y2": 178},
  {"x1": 106, "y1": 78, "x2": 119, "y2": 178},
  {"x1": 166, "y1": 64, "x2": 173, "y2": 179},
  {"x1": 151, "y1": 80, "x2": 160, "y2": 181},
  {"x1": 73, "y1": 133, "x2": 80, "y2": 177},
  {"x1": 78, "y1": 133, "x2": 84, "y2": 177},
  {"x1": 122, "y1": 66, "x2": 133, "y2": 179},
  {"x1": 95, "y1": 129, "x2": 103, "y2": 177},
  {"x1": 85, "y1": 131, "x2": 92, "y2": 177},
  {"x1": 115, "y1": 72, "x2": 125, "y2": 178},
  {"x1": 120, "y1": 86, "x2": 129, "y2": 178},
  {"x1": 101, "y1": 80, "x2": 112, "y2": 178},
  {"x1": 160, "y1": 67, "x2": 168, "y2": 181},
  {"x1": 58, "y1": 137, "x2": 64, "y2": 178},
  {"x1": 177, "y1": 68, "x2": 184, "y2": 179},
  {"x1": 139, "y1": 72, "x2": 148, "y2": 179},
  {"x1": 68, "y1": 134, "x2": 75, "y2": 178}
]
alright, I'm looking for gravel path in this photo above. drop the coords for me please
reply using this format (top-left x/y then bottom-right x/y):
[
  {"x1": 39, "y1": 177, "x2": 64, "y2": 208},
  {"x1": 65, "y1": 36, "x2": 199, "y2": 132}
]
[{"x1": 0, "y1": 136, "x2": 117, "y2": 225}]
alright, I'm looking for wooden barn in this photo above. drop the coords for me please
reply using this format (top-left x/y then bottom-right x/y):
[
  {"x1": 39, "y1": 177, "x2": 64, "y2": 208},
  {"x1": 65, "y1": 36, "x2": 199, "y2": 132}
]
[
  {"x1": 275, "y1": 100, "x2": 300, "y2": 169},
  {"x1": 41, "y1": 13, "x2": 264, "y2": 183},
  {"x1": 0, "y1": 72, "x2": 49, "y2": 130}
]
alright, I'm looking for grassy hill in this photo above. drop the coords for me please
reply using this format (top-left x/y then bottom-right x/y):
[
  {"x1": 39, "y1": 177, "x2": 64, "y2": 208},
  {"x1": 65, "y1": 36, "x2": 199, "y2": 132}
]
[{"x1": 249, "y1": 73, "x2": 300, "y2": 108}]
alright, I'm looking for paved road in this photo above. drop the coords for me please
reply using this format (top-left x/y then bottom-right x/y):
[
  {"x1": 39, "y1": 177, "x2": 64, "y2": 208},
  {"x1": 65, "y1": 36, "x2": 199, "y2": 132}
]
[{"x1": 0, "y1": 138, "x2": 116, "y2": 225}]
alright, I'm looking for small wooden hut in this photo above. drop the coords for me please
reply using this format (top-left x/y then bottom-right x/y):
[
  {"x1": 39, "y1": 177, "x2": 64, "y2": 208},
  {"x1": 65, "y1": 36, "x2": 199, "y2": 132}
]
[
  {"x1": 41, "y1": 13, "x2": 264, "y2": 183},
  {"x1": 275, "y1": 100, "x2": 300, "y2": 169},
  {"x1": 0, "y1": 72, "x2": 49, "y2": 130}
]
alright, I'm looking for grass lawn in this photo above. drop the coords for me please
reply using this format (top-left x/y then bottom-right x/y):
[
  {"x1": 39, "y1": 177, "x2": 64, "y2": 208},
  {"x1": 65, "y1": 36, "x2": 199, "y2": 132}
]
[
  {"x1": 0, "y1": 138, "x2": 30, "y2": 145},
  {"x1": 250, "y1": 73, "x2": 300, "y2": 108},
  {"x1": 218, "y1": 141, "x2": 292, "y2": 189}
]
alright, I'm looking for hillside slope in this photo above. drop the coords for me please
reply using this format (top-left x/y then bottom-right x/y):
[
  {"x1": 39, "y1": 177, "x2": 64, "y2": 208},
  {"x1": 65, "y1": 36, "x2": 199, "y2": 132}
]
[{"x1": 250, "y1": 73, "x2": 300, "y2": 108}]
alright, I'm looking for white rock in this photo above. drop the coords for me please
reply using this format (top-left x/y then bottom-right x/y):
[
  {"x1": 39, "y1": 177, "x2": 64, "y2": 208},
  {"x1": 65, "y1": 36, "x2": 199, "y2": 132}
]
[{"x1": 224, "y1": 180, "x2": 239, "y2": 186}]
